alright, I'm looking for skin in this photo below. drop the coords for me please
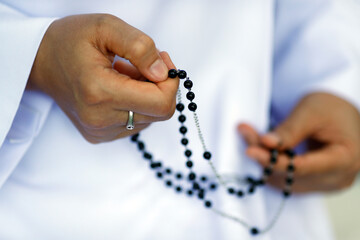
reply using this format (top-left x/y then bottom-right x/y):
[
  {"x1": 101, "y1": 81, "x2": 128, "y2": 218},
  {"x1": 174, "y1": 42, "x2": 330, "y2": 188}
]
[
  {"x1": 27, "y1": 14, "x2": 360, "y2": 193},
  {"x1": 28, "y1": 14, "x2": 179, "y2": 143},
  {"x1": 238, "y1": 92, "x2": 360, "y2": 193}
]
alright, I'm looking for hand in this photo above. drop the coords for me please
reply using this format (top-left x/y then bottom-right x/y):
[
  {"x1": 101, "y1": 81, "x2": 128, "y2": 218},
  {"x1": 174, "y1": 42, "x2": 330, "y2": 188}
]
[
  {"x1": 238, "y1": 92, "x2": 360, "y2": 193},
  {"x1": 28, "y1": 14, "x2": 179, "y2": 143}
]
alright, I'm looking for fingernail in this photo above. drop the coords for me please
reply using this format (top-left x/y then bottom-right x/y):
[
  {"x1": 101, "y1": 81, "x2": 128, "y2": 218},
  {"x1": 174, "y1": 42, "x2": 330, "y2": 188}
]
[
  {"x1": 149, "y1": 59, "x2": 168, "y2": 81},
  {"x1": 264, "y1": 133, "x2": 281, "y2": 145}
]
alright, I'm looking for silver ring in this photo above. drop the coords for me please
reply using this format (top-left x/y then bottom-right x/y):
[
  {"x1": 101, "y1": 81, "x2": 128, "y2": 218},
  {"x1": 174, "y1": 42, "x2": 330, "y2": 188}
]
[{"x1": 126, "y1": 111, "x2": 135, "y2": 130}]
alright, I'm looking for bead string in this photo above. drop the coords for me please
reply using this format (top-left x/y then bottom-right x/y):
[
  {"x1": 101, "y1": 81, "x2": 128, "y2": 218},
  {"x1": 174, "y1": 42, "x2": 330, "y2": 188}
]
[{"x1": 130, "y1": 69, "x2": 296, "y2": 236}]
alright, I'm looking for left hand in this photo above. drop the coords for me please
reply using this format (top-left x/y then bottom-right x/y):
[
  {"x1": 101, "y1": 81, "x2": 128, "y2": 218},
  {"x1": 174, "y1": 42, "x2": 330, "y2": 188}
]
[{"x1": 238, "y1": 92, "x2": 360, "y2": 193}]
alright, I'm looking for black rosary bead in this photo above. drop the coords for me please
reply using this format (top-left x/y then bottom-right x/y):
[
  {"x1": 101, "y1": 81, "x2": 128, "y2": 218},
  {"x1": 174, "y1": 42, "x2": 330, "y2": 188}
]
[
  {"x1": 176, "y1": 103, "x2": 185, "y2": 112},
  {"x1": 176, "y1": 173, "x2": 183, "y2": 179},
  {"x1": 285, "y1": 149, "x2": 296, "y2": 158},
  {"x1": 200, "y1": 176, "x2": 207, "y2": 182},
  {"x1": 178, "y1": 115, "x2": 186, "y2": 123},
  {"x1": 150, "y1": 162, "x2": 162, "y2": 169},
  {"x1": 181, "y1": 138, "x2": 189, "y2": 146},
  {"x1": 270, "y1": 157, "x2": 277, "y2": 164},
  {"x1": 175, "y1": 186, "x2": 183, "y2": 192},
  {"x1": 188, "y1": 172, "x2": 197, "y2": 181},
  {"x1": 198, "y1": 190, "x2": 205, "y2": 199},
  {"x1": 270, "y1": 149, "x2": 278, "y2": 158},
  {"x1": 186, "y1": 160, "x2": 193, "y2": 168},
  {"x1": 156, "y1": 172, "x2": 163, "y2": 178},
  {"x1": 178, "y1": 70, "x2": 187, "y2": 79},
  {"x1": 283, "y1": 190, "x2": 291, "y2": 198},
  {"x1": 187, "y1": 190, "x2": 194, "y2": 196},
  {"x1": 246, "y1": 176, "x2": 255, "y2": 184},
  {"x1": 237, "y1": 190, "x2": 244, "y2": 197},
  {"x1": 143, "y1": 152, "x2": 152, "y2": 160},
  {"x1": 192, "y1": 182, "x2": 200, "y2": 190},
  {"x1": 256, "y1": 179, "x2": 265, "y2": 186},
  {"x1": 186, "y1": 91, "x2": 195, "y2": 101},
  {"x1": 227, "y1": 188, "x2": 235, "y2": 194},
  {"x1": 286, "y1": 177, "x2": 294, "y2": 185},
  {"x1": 168, "y1": 69, "x2": 178, "y2": 78},
  {"x1": 264, "y1": 167, "x2": 272, "y2": 176},
  {"x1": 184, "y1": 79, "x2": 193, "y2": 89},
  {"x1": 165, "y1": 168, "x2": 172, "y2": 174},
  {"x1": 188, "y1": 102, "x2": 197, "y2": 112},
  {"x1": 209, "y1": 183, "x2": 217, "y2": 190},
  {"x1": 137, "y1": 141, "x2": 145, "y2": 151},
  {"x1": 250, "y1": 228, "x2": 259, "y2": 235},
  {"x1": 185, "y1": 149, "x2": 192, "y2": 157},
  {"x1": 131, "y1": 133, "x2": 139, "y2": 142},
  {"x1": 270, "y1": 154, "x2": 277, "y2": 164},
  {"x1": 204, "y1": 200, "x2": 212, "y2": 208},
  {"x1": 179, "y1": 126, "x2": 188, "y2": 134},
  {"x1": 203, "y1": 151, "x2": 212, "y2": 160},
  {"x1": 248, "y1": 186, "x2": 256, "y2": 194},
  {"x1": 165, "y1": 180, "x2": 173, "y2": 187},
  {"x1": 287, "y1": 164, "x2": 295, "y2": 172}
]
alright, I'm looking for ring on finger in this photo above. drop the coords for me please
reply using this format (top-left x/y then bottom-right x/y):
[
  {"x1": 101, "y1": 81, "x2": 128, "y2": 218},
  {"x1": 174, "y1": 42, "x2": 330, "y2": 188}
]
[{"x1": 126, "y1": 111, "x2": 135, "y2": 130}]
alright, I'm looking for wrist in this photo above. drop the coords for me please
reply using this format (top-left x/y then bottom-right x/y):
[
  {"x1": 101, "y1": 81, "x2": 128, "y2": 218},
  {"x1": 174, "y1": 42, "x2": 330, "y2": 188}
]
[{"x1": 28, "y1": 19, "x2": 58, "y2": 93}]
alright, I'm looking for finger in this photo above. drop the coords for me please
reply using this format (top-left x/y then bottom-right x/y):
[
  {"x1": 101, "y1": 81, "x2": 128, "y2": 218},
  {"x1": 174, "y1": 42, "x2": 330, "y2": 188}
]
[
  {"x1": 98, "y1": 68, "x2": 179, "y2": 117},
  {"x1": 237, "y1": 123, "x2": 261, "y2": 146},
  {"x1": 159, "y1": 51, "x2": 176, "y2": 70},
  {"x1": 85, "y1": 123, "x2": 150, "y2": 144},
  {"x1": 76, "y1": 105, "x2": 172, "y2": 132},
  {"x1": 246, "y1": 146, "x2": 290, "y2": 173},
  {"x1": 293, "y1": 144, "x2": 351, "y2": 177},
  {"x1": 265, "y1": 172, "x2": 325, "y2": 193},
  {"x1": 113, "y1": 60, "x2": 145, "y2": 80},
  {"x1": 113, "y1": 51, "x2": 176, "y2": 83},
  {"x1": 246, "y1": 146, "x2": 269, "y2": 165},
  {"x1": 103, "y1": 16, "x2": 168, "y2": 82},
  {"x1": 261, "y1": 98, "x2": 321, "y2": 150},
  {"x1": 64, "y1": 106, "x2": 152, "y2": 143},
  {"x1": 154, "y1": 51, "x2": 179, "y2": 103},
  {"x1": 266, "y1": 171, "x2": 356, "y2": 193},
  {"x1": 265, "y1": 173, "x2": 313, "y2": 193},
  {"x1": 112, "y1": 51, "x2": 176, "y2": 82},
  {"x1": 250, "y1": 142, "x2": 352, "y2": 177}
]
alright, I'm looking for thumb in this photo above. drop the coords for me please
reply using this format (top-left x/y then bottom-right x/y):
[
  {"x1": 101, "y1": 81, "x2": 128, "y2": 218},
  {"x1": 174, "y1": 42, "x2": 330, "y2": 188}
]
[
  {"x1": 262, "y1": 101, "x2": 321, "y2": 150},
  {"x1": 102, "y1": 16, "x2": 169, "y2": 82}
]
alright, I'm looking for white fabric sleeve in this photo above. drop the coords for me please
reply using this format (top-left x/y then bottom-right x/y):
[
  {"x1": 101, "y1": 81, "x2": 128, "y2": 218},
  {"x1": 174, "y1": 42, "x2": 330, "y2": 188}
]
[
  {"x1": 0, "y1": 2, "x2": 56, "y2": 147},
  {"x1": 0, "y1": 2, "x2": 56, "y2": 187},
  {"x1": 272, "y1": 0, "x2": 360, "y2": 121}
]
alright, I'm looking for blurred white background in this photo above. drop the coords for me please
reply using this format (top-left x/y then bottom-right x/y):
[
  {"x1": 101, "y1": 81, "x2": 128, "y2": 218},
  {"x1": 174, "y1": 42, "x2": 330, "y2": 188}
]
[{"x1": 326, "y1": 176, "x2": 360, "y2": 240}]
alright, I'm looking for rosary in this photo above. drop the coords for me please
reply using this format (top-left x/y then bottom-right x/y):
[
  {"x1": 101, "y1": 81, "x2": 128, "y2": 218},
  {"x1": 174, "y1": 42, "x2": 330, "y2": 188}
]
[{"x1": 129, "y1": 69, "x2": 296, "y2": 236}]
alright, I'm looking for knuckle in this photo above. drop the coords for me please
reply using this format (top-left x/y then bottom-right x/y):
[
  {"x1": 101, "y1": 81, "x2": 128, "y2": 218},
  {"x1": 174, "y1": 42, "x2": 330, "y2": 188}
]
[
  {"x1": 277, "y1": 124, "x2": 296, "y2": 149},
  {"x1": 81, "y1": 81, "x2": 103, "y2": 105},
  {"x1": 344, "y1": 180, "x2": 354, "y2": 189},
  {"x1": 78, "y1": 111, "x2": 107, "y2": 130},
  {"x1": 83, "y1": 92, "x2": 101, "y2": 106},
  {"x1": 339, "y1": 143, "x2": 359, "y2": 170},
  {"x1": 78, "y1": 130, "x2": 102, "y2": 144},
  {"x1": 338, "y1": 179, "x2": 354, "y2": 190},
  {"x1": 94, "y1": 13, "x2": 117, "y2": 30},
  {"x1": 348, "y1": 144, "x2": 360, "y2": 163},
  {"x1": 157, "y1": 101, "x2": 176, "y2": 120},
  {"x1": 129, "y1": 34, "x2": 155, "y2": 59},
  {"x1": 84, "y1": 136, "x2": 101, "y2": 144}
]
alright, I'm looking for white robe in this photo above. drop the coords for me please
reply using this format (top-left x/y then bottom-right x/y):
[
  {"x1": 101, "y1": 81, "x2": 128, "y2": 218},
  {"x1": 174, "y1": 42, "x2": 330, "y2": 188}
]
[{"x1": 0, "y1": 0, "x2": 359, "y2": 239}]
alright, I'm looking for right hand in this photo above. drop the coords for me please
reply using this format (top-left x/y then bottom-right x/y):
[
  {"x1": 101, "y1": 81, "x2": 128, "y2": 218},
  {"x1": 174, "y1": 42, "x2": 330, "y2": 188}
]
[{"x1": 28, "y1": 14, "x2": 179, "y2": 143}]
